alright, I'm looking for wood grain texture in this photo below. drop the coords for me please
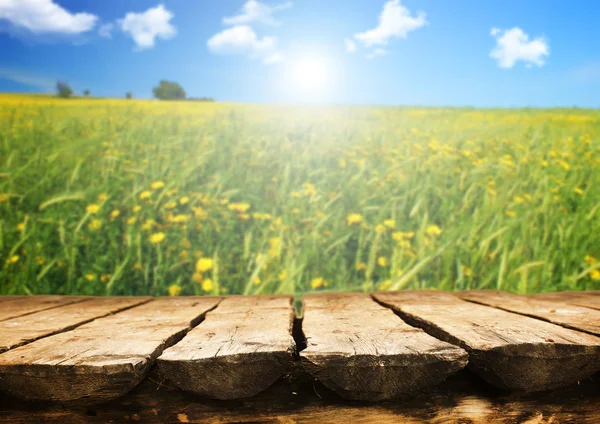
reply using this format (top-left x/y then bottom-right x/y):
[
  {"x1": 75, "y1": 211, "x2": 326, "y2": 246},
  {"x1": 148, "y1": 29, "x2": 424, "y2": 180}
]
[
  {"x1": 459, "y1": 290, "x2": 600, "y2": 336},
  {"x1": 1, "y1": 365, "x2": 598, "y2": 424},
  {"x1": 0, "y1": 296, "x2": 89, "y2": 322},
  {"x1": 0, "y1": 297, "x2": 152, "y2": 353},
  {"x1": 0, "y1": 297, "x2": 220, "y2": 404},
  {"x1": 300, "y1": 293, "x2": 468, "y2": 401},
  {"x1": 531, "y1": 291, "x2": 600, "y2": 311},
  {"x1": 158, "y1": 295, "x2": 295, "y2": 400},
  {"x1": 373, "y1": 290, "x2": 600, "y2": 392}
]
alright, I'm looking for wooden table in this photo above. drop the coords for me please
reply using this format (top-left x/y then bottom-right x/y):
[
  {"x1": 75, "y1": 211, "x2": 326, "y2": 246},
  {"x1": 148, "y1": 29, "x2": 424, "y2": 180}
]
[{"x1": 0, "y1": 290, "x2": 598, "y2": 423}]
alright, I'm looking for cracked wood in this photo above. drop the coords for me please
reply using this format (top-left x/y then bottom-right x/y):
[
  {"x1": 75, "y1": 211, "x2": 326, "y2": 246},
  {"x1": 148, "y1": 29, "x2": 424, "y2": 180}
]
[
  {"x1": 530, "y1": 291, "x2": 600, "y2": 311},
  {"x1": 300, "y1": 293, "x2": 468, "y2": 401},
  {"x1": 459, "y1": 290, "x2": 600, "y2": 336},
  {"x1": 0, "y1": 297, "x2": 220, "y2": 404},
  {"x1": 0, "y1": 297, "x2": 151, "y2": 353},
  {"x1": 157, "y1": 295, "x2": 295, "y2": 400},
  {"x1": 0, "y1": 296, "x2": 89, "y2": 322},
  {"x1": 373, "y1": 290, "x2": 600, "y2": 392}
]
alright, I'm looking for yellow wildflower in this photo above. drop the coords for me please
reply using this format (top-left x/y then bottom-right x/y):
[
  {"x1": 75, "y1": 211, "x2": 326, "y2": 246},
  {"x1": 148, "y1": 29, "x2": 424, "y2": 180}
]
[
  {"x1": 84, "y1": 273, "x2": 96, "y2": 281},
  {"x1": 127, "y1": 217, "x2": 137, "y2": 225},
  {"x1": 585, "y1": 255, "x2": 597, "y2": 265},
  {"x1": 151, "y1": 181, "x2": 165, "y2": 190},
  {"x1": 426, "y1": 225, "x2": 442, "y2": 237},
  {"x1": 141, "y1": 219, "x2": 155, "y2": 231},
  {"x1": 88, "y1": 219, "x2": 102, "y2": 231},
  {"x1": 192, "y1": 272, "x2": 203, "y2": 283},
  {"x1": 168, "y1": 284, "x2": 182, "y2": 296},
  {"x1": 110, "y1": 209, "x2": 120, "y2": 220},
  {"x1": 375, "y1": 224, "x2": 386, "y2": 234},
  {"x1": 347, "y1": 213, "x2": 364, "y2": 226},
  {"x1": 356, "y1": 262, "x2": 367, "y2": 271},
  {"x1": 590, "y1": 269, "x2": 600, "y2": 281},
  {"x1": 201, "y1": 278, "x2": 214, "y2": 292},
  {"x1": 310, "y1": 277, "x2": 326, "y2": 290},
  {"x1": 98, "y1": 193, "x2": 107, "y2": 201},
  {"x1": 100, "y1": 274, "x2": 111, "y2": 283},
  {"x1": 302, "y1": 183, "x2": 316, "y2": 196},
  {"x1": 379, "y1": 280, "x2": 392, "y2": 291},
  {"x1": 574, "y1": 188, "x2": 584, "y2": 196},
  {"x1": 5, "y1": 255, "x2": 19, "y2": 265},
  {"x1": 132, "y1": 205, "x2": 141, "y2": 213},
  {"x1": 462, "y1": 265, "x2": 473, "y2": 277},
  {"x1": 17, "y1": 222, "x2": 25, "y2": 232},
  {"x1": 196, "y1": 257, "x2": 213, "y2": 273},
  {"x1": 377, "y1": 256, "x2": 389, "y2": 267},
  {"x1": 139, "y1": 190, "x2": 152, "y2": 200},
  {"x1": 505, "y1": 210, "x2": 517, "y2": 218},
  {"x1": 149, "y1": 232, "x2": 166, "y2": 244},
  {"x1": 384, "y1": 219, "x2": 396, "y2": 229},
  {"x1": 228, "y1": 203, "x2": 251, "y2": 213},
  {"x1": 278, "y1": 270, "x2": 288, "y2": 280},
  {"x1": 86, "y1": 204, "x2": 100, "y2": 214},
  {"x1": 179, "y1": 196, "x2": 190, "y2": 205}
]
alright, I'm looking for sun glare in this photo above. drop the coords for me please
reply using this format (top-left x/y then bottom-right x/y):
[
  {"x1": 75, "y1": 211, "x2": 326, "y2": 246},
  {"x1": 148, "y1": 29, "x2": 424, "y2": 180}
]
[{"x1": 280, "y1": 56, "x2": 335, "y2": 102}]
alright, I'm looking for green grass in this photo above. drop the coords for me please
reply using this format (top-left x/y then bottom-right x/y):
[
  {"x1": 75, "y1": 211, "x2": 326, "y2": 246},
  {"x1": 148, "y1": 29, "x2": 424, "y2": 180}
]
[{"x1": 1, "y1": 95, "x2": 599, "y2": 296}]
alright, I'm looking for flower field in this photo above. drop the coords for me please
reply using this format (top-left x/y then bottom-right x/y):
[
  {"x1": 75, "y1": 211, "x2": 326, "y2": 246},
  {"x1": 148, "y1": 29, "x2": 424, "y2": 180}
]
[{"x1": 0, "y1": 94, "x2": 599, "y2": 296}]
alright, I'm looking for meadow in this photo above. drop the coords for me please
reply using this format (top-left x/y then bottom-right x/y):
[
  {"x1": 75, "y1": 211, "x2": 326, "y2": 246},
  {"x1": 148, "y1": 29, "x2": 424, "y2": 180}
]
[{"x1": 0, "y1": 94, "x2": 599, "y2": 296}]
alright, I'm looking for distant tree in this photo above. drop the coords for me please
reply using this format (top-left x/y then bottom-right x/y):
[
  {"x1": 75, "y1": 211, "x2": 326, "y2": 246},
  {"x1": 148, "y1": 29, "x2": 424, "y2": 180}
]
[
  {"x1": 56, "y1": 81, "x2": 73, "y2": 98},
  {"x1": 83, "y1": 89, "x2": 90, "y2": 97},
  {"x1": 152, "y1": 80, "x2": 186, "y2": 100},
  {"x1": 125, "y1": 92, "x2": 133, "y2": 99}
]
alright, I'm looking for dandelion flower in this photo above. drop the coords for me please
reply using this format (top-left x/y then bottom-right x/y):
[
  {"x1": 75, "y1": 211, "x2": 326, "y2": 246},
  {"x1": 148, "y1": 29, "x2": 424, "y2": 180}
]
[
  {"x1": 151, "y1": 181, "x2": 165, "y2": 190},
  {"x1": 98, "y1": 193, "x2": 107, "y2": 201},
  {"x1": 88, "y1": 219, "x2": 102, "y2": 231},
  {"x1": 310, "y1": 277, "x2": 326, "y2": 290},
  {"x1": 590, "y1": 269, "x2": 600, "y2": 281},
  {"x1": 505, "y1": 210, "x2": 517, "y2": 218},
  {"x1": 86, "y1": 204, "x2": 100, "y2": 214},
  {"x1": 149, "y1": 232, "x2": 166, "y2": 244},
  {"x1": 384, "y1": 219, "x2": 395, "y2": 229},
  {"x1": 585, "y1": 255, "x2": 597, "y2": 265},
  {"x1": 426, "y1": 225, "x2": 442, "y2": 236},
  {"x1": 347, "y1": 213, "x2": 363, "y2": 226},
  {"x1": 202, "y1": 278, "x2": 214, "y2": 292},
  {"x1": 110, "y1": 210, "x2": 120, "y2": 220},
  {"x1": 139, "y1": 190, "x2": 152, "y2": 200},
  {"x1": 377, "y1": 256, "x2": 389, "y2": 267},
  {"x1": 168, "y1": 284, "x2": 182, "y2": 296},
  {"x1": 5, "y1": 255, "x2": 19, "y2": 265},
  {"x1": 84, "y1": 273, "x2": 96, "y2": 281},
  {"x1": 228, "y1": 203, "x2": 251, "y2": 213},
  {"x1": 574, "y1": 188, "x2": 584, "y2": 196},
  {"x1": 196, "y1": 257, "x2": 213, "y2": 273}
]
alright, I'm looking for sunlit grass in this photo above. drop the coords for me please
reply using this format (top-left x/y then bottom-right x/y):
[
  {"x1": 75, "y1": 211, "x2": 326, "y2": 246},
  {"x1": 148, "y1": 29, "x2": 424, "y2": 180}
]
[{"x1": 0, "y1": 94, "x2": 599, "y2": 296}]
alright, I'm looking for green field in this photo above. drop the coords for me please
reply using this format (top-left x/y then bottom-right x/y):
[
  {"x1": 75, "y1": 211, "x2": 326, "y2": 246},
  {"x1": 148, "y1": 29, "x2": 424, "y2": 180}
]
[{"x1": 1, "y1": 95, "x2": 599, "y2": 296}]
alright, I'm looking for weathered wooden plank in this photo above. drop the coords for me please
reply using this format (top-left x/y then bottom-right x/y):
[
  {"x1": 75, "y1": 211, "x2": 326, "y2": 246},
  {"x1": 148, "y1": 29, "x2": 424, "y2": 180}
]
[
  {"x1": 531, "y1": 291, "x2": 600, "y2": 311},
  {"x1": 300, "y1": 293, "x2": 468, "y2": 401},
  {"x1": 2, "y1": 364, "x2": 598, "y2": 424},
  {"x1": 373, "y1": 290, "x2": 600, "y2": 392},
  {"x1": 0, "y1": 297, "x2": 221, "y2": 404},
  {"x1": 0, "y1": 297, "x2": 152, "y2": 353},
  {"x1": 0, "y1": 296, "x2": 89, "y2": 322},
  {"x1": 459, "y1": 290, "x2": 600, "y2": 336},
  {"x1": 157, "y1": 295, "x2": 295, "y2": 400}
]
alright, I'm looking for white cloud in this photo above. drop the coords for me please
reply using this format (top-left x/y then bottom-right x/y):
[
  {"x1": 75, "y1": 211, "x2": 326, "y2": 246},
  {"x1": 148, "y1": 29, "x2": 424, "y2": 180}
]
[
  {"x1": 118, "y1": 4, "x2": 176, "y2": 50},
  {"x1": 490, "y1": 27, "x2": 549, "y2": 69},
  {"x1": 223, "y1": 0, "x2": 292, "y2": 26},
  {"x1": 345, "y1": 38, "x2": 357, "y2": 53},
  {"x1": 207, "y1": 25, "x2": 282, "y2": 64},
  {"x1": 0, "y1": 0, "x2": 97, "y2": 34},
  {"x1": 367, "y1": 48, "x2": 388, "y2": 59},
  {"x1": 98, "y1": 23, "x2": 114, "y2": 39},
  {"x1": 354, "y1": 0, "x2": 426, "y2": 47}
]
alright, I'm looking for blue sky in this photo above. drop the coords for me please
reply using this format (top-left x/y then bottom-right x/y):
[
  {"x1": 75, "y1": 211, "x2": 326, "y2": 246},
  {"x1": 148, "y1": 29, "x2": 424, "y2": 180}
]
[{"x1": 1, "y1": 0, "x2": 600, "y2": 107}]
